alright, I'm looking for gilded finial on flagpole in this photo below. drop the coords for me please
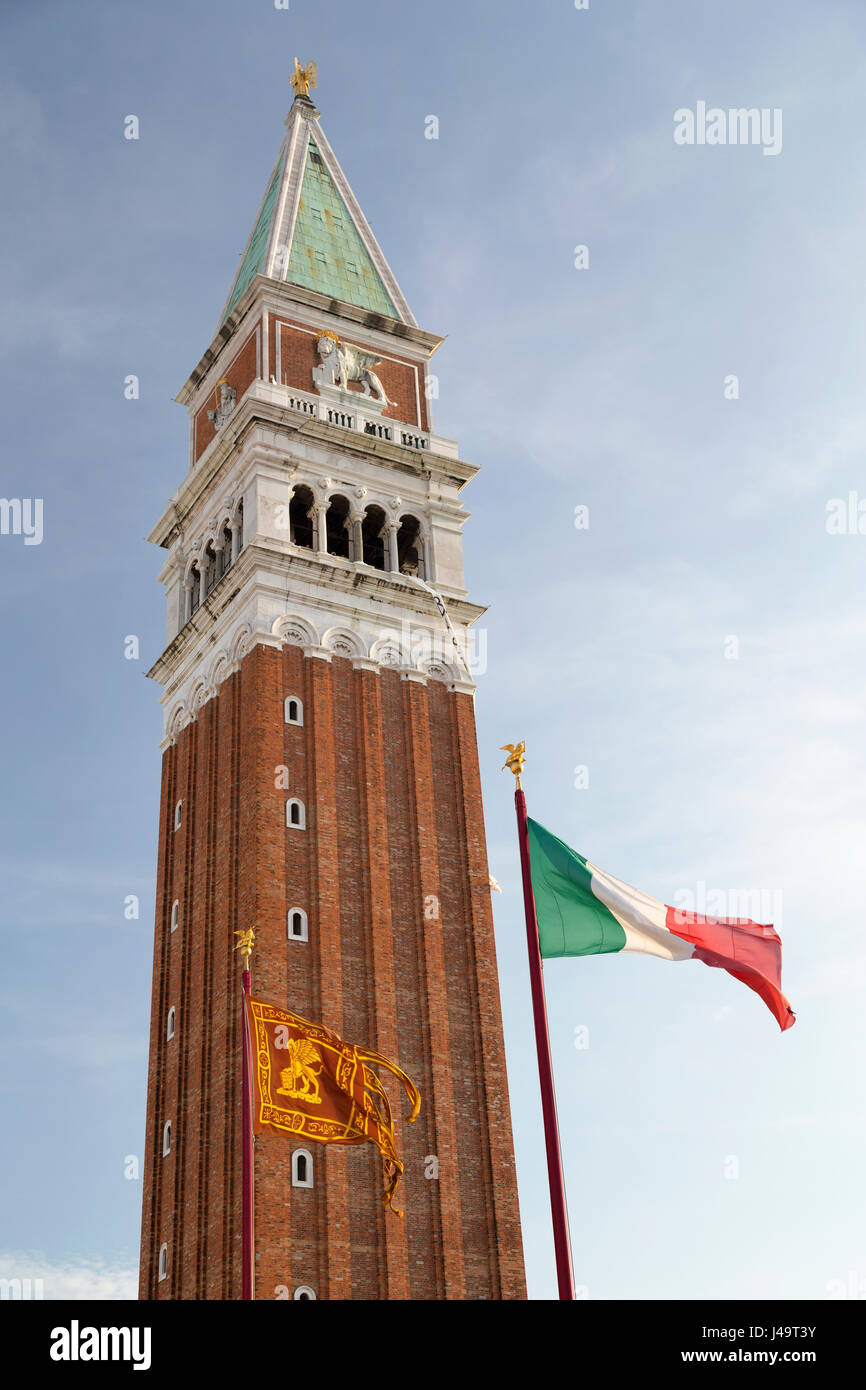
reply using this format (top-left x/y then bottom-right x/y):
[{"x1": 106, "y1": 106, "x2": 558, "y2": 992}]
[
  {"x1": 501, "y1": 742, "x2": 526, "y2": 789},
  {"x1": 234, "y1": 927, "x2": 255, "y2": 967}
]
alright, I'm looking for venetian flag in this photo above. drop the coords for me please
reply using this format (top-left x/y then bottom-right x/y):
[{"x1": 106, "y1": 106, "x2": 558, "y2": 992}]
[
  {"x1": 245, "y1": 998, "x2": 421, "y2": 1212},
  {"x1": 527, "y1": 818, "x2": 795, "y2": 1030}
]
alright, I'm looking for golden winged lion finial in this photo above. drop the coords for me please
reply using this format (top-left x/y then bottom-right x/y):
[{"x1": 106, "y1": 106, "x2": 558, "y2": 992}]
[
  {"x1": 291, "y1": 57, "x2": 318, "y2": 99},
  {"x1": 233, "y1": 927, "x2": 255, "y2": 965},
  {"x1": 500, "y1": 742, "x2": 526, "y2": 787}
]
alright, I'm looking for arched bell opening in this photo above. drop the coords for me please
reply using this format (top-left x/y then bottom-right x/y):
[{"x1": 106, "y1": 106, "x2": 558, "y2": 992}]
[
  {"x1": 290, "y1": 485, "x2": 315, "y2": 549},
  {"x1": 326, "y1": 494, "x2": 351, "y2": 559},
  {"x1": 189, "y1": 565, "x2": 201, "y2": 616},
  {"x1": 397, "y1": 514, "x2": 425, "y2": 579},
  {"x1": 362, "y1": 504, "x2": 386, "y2": 570}
]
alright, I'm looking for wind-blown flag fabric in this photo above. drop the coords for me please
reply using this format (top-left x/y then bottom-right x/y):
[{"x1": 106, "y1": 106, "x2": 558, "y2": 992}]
[
  {"x1": 245, "y1": 998, "x2": 421, "y2": 1211},
  {"x1": 527, "y1": 818, "x2": 795, "y2": 1031}
]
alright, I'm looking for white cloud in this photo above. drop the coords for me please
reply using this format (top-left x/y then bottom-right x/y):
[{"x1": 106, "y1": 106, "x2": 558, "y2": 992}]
[{"x1": 0, "y1": 1251, "x2": 137, "y2": 1301}]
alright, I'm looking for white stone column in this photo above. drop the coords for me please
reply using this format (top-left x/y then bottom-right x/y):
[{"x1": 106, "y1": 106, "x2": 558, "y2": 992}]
[
  {"x1": 314, "y1": 504, "x2": 328, "y2": 554},
  {"x1": 198, "y1": 563, "x2": 207, "y2": 607},
  {"x1": 387, "y1": 522, "x2": 400, "y2": 573},
  {"x1": 350, "y1": 512, "x2": 364, "y2": 564},
  {"x1": 182, "y1": 575, "x2": 194, "y2": 627},
  {"x1": 421, "y1": 534, "x2": 433, "y2": 583},
  {"x1": 230, "y1": 521, "x2": 240, "y2": 563}
]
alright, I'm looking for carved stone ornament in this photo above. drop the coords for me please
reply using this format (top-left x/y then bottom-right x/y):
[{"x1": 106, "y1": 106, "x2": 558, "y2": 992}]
[{"x1": 207, "y1": 380, "x2": 237, "y2": 431}]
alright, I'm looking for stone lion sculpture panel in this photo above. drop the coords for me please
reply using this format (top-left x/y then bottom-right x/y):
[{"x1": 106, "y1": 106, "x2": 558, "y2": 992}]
[{"x1": 314, "y1": 333, "x2": 390, "y2": 406}]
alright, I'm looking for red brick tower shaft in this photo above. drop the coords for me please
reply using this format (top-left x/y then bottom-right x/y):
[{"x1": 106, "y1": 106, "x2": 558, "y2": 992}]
[{"x1": 138, "y1": 78, "x2": 526, "y2": 1301}]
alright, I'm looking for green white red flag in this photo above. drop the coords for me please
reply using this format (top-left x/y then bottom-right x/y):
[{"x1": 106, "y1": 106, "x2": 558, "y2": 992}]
[{"x1": 527, "y1": 818, "x2": 795, "y2": 1031}]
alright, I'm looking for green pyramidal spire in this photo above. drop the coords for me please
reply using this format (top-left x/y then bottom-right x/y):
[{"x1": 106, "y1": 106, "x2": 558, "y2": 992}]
[
  {"x1": 287, "y1": 140, "x2": 396, "y2": 315},
  {"x1": 218, "y1": 84, "x2": 414, "y2": 330},
  {"x1": 222, "y1": 152, "x2": 286, "y2": 322}
]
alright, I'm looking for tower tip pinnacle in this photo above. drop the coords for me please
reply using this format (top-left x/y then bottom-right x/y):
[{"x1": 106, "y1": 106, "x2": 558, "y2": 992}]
[
  {"x1": 286, "y1": 58, "x2": 319, "y2": 123},
  {"x1": 290, "y1": 56, "x2": 318, "y2": 102}
]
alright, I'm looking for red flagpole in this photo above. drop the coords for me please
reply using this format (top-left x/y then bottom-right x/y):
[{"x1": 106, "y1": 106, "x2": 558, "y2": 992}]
[
  {"x1": 512, "y1": 775, "x2": 576, "y2": 1301},
  {"x1": 238, "y1": 936, "x2": 255, "y2": 1301}
]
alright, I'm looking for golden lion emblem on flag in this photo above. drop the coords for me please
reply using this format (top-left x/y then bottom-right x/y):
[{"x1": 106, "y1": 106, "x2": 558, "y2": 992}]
[{"x1": 276, "y1": 1037, "x2": 324, "y2": 1105}]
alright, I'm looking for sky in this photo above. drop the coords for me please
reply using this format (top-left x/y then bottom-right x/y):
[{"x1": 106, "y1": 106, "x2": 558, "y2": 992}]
[{"x1": 1, "y1": 0, "x2": 865, "y2": 1301}]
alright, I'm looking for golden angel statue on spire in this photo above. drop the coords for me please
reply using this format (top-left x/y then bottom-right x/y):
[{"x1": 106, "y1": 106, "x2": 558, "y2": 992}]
[{"x1": 290, "y1": 57, "x2": 318, "y2": 99}]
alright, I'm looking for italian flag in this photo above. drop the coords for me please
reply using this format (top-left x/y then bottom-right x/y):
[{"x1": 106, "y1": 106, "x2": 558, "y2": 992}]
[{"x1": 527, "y1": 819, "x2": 795, "y2": 1031}]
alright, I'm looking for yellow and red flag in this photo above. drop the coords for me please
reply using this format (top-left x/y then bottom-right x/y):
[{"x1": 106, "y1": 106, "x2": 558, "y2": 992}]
[{"x1": 245, "y1": 997, "x2": 421, "y2": 1214}]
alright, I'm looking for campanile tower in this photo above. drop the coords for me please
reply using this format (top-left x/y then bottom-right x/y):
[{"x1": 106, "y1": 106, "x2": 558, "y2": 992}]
[{"x1": 138, "y1": 69, "x2": 526, "y2": 1301}]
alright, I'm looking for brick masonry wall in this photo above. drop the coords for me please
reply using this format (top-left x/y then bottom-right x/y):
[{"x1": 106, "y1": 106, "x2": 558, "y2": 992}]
[
  {"x1": 193, "y1": 330, "x2": 260, "y2": 464},
  {"x1": 139, "y1": 644, "x2": 525, "y2": 1300}
]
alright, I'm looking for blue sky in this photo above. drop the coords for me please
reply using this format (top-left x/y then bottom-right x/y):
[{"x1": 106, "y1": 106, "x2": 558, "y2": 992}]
[{"x1": 1, "y1": 0, "x2": 865, "y2": 1300}]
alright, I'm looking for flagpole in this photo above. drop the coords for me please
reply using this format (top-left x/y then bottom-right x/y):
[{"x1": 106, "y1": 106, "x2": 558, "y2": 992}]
[
  {"x1": 235, "y1": 929, "x2": 256, "y2": 1302},
  {"x1": 502, "y1": 743, "x2": 575, "y2": 1301}
]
